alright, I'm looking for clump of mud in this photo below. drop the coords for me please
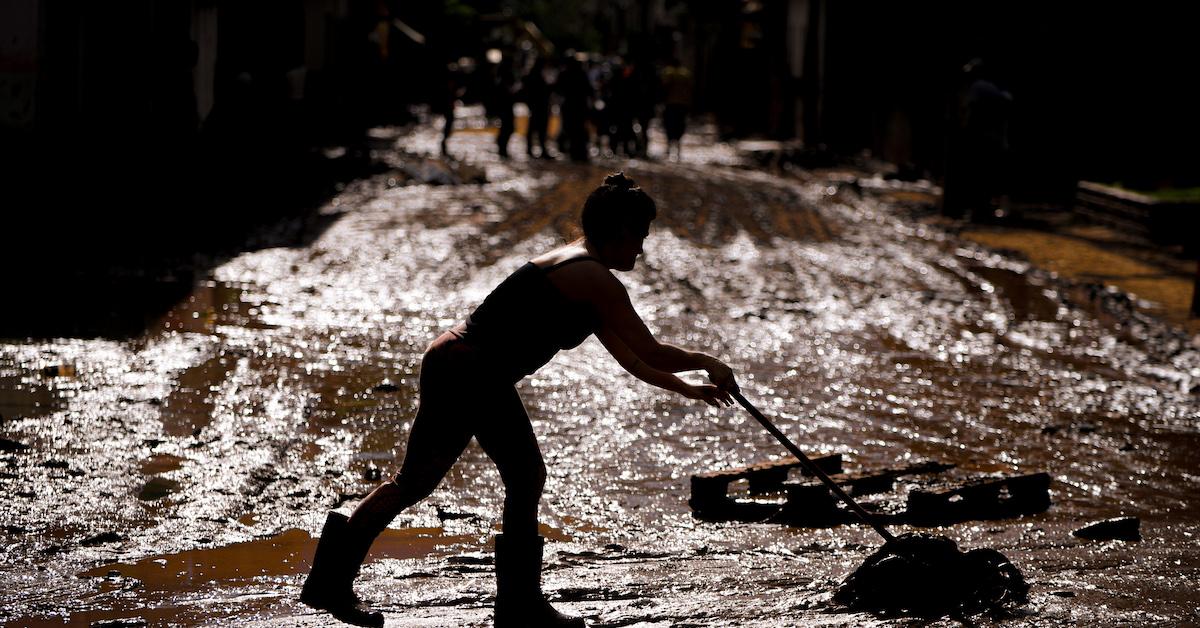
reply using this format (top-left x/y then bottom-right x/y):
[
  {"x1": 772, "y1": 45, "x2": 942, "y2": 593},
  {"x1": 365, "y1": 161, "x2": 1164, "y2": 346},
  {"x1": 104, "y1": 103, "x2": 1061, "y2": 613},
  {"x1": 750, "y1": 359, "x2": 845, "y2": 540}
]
[{"x1": 834, "y1": 533, "x2": 1028, "y2": 617}]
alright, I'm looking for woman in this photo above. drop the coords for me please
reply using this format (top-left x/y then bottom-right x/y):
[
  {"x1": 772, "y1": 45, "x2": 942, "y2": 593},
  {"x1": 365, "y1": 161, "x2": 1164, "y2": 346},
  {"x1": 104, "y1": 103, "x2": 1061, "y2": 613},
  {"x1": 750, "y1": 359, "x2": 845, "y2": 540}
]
[{"x1": 301, "y1": 173, "x2": 738, "y2": 627}]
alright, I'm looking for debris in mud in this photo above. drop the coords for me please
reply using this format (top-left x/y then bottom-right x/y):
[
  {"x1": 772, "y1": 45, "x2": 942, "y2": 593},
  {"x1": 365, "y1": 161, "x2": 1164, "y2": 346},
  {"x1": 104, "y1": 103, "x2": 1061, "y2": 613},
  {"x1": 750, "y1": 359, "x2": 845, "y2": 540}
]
[
  {"x1": 690, "y1": 457, "x2": 1050, "y2": 527},
  {"x1": 445, "y1": 552, "x2": 494, "y2": 573},
  {"x1": 89, "y1": 617, "x2": 148, "y2": 627},
  {"x1": 372, "y1": 380, "x2": 400, "y2": 393},
  {"x1": 834, "y1": 533, "x2": 1028, "y2": 617},
  {"x1": 689, "y1": 454, "x2": 842, "y2": 520},
  {"x1": 82, "y1": 531, "x2": 124, "y2": 546},
  {"x1": 394, "y1": 154, "x2": 487, "y2": 186},
  {"x1": 0, "y1": 437, "x2": 30, "y2": 452},
  {"x1": 41, "y1": 364, "x2": 75, "y2": 377},
  {"x1": 905, "y1": 473, "x2": 1052, "y2": 525},
  {"x1": 446, "y1": 552, "x2": 492, "y2": 565},
  {"x1": 334, "y1": 491, "x2": 369, "y2": 508},
  {"x1": 138, "y1": 477, "x2": 181, "y2": 501},
  {"x1": 1072, "y1": 516, "x2": 1141, "y2": 541},
  {"x1": 434, "y1": 505, "x2": 475, "y2": 522}
]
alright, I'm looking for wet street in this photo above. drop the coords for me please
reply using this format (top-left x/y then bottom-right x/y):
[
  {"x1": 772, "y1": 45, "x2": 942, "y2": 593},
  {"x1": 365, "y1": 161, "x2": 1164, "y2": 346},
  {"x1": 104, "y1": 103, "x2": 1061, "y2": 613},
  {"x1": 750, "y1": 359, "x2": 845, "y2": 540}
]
[{"x1": 3, "y1": 115, "x2": 1200, "y2": 627}]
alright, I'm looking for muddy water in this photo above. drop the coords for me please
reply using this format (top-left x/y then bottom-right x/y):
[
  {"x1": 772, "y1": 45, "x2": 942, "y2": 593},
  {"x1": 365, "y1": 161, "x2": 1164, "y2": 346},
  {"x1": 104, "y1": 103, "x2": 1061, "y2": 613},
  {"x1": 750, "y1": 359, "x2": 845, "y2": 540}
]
[{"x1": 2, "y1": 117, "x2": 1199, "y2": 626}]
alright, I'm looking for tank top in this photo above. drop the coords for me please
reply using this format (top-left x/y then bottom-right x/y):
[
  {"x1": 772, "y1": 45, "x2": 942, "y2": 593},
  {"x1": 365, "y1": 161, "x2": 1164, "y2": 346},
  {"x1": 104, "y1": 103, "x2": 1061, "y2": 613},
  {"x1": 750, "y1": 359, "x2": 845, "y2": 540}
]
[{"x1": 460, "y1": 257, "x2": 602, "y2": 382}]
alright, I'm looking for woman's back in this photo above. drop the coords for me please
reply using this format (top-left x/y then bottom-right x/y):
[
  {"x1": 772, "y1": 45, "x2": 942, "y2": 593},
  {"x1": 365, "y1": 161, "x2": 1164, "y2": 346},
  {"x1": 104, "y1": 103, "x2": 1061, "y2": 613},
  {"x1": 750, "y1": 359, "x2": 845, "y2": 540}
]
[{"x1": 460, "y1": 256, "x2": 601, "y2": 381}]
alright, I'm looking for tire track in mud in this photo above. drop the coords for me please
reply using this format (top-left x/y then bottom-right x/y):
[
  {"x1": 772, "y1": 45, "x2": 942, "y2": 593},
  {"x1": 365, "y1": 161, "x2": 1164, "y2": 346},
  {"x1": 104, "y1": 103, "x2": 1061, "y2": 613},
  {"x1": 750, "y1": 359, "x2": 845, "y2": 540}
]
[{"x1": 473, "y1": 161, "x2": 837, "y2": 264}]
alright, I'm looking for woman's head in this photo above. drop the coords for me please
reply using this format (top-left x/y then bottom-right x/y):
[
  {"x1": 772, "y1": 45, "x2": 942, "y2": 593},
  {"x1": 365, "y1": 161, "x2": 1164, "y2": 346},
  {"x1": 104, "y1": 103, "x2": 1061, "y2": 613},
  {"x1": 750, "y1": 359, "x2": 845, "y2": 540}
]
[{"x1": 581, "y1": 172, "x2": 657, "y2": 270}]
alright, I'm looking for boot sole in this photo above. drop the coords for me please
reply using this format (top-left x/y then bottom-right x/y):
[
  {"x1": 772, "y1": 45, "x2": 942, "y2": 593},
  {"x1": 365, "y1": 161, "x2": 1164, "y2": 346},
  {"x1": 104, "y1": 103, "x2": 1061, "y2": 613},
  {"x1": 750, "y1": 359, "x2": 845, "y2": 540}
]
[{"x1": 301, "y1": 593, "x2": 385, "y2": 628}]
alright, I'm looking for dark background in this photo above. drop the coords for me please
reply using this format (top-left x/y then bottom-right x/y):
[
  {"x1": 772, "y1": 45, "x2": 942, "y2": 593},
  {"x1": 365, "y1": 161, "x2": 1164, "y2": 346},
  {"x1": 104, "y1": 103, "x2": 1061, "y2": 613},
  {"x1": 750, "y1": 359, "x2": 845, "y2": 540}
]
[{"x1": 2, "y1": 0, "x2": 1197, "y2": 336}]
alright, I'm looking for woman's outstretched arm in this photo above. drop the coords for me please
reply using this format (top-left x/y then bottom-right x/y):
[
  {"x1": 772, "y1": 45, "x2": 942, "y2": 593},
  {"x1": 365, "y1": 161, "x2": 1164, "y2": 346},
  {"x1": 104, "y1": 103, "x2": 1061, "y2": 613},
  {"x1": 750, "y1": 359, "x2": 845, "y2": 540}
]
[
  {"x1": 595, "y1": 328, "x2": 731, "y2": 407},
  {"x1": 580, "y1": 267, "x2": 738, "y2": 392}
]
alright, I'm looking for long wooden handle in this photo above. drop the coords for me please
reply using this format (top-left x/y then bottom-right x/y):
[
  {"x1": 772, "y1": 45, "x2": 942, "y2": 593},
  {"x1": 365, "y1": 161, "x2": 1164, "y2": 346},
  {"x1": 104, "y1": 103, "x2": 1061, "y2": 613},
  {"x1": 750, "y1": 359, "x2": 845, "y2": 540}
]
[{"x1": 732, "y1": 391, "x2": 895, "y2": 543}]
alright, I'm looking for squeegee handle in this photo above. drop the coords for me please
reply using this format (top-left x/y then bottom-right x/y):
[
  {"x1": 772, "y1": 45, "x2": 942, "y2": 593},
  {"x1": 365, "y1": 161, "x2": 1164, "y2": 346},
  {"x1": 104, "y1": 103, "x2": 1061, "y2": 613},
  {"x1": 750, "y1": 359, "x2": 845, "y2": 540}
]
[{"x1": 732, "y1": 391, "x2": 895, "y2": 543}]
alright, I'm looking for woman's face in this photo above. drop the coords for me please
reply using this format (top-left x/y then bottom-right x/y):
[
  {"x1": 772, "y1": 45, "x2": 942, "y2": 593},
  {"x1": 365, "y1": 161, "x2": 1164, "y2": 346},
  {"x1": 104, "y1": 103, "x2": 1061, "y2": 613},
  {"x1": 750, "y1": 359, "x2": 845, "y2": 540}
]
[{"x1": 609, "y1": 221, "x2": 651, "y2": 271}]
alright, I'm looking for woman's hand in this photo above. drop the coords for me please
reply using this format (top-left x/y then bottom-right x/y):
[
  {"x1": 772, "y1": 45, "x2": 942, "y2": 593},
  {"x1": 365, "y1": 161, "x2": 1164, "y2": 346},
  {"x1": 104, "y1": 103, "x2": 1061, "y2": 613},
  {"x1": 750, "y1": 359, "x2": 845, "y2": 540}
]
[
  {"x1": 685, "y1": 383, "x2": 733, "y2": 408},
  {"x1": 703, "y1": 358, "x2": 739, "y2": 393}
]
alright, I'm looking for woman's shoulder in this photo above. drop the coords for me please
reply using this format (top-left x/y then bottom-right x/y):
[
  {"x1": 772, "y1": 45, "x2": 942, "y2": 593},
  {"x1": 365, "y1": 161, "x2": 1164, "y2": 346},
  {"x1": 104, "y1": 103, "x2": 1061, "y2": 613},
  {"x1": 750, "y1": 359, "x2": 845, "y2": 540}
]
[
  {"x1": 530, "y1": 243, "x2": 599, "y2": 270},
  {"x1": 541, "y1": 254, "x2": 625, "y2": 305}
]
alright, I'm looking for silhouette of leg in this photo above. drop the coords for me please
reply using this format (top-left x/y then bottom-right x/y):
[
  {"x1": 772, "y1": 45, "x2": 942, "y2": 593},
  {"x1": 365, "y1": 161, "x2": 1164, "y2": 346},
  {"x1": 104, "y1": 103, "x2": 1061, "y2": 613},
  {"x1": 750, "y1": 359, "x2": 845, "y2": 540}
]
[
  {"x1": 475, "y1": 388, "x2": 583, "y2": 627},
  {"x1": 302, "y1": 390, "x2": 471, "y2": 627},
  {"x1": 347, "y1": 401, "x2": 473, "y2": 537},
  {"x1": 474, "y1": 385, "x2": 545, "y2": 538},
  {"x1": 303, "y1": 334, "x2": 474, "y2": 626}
]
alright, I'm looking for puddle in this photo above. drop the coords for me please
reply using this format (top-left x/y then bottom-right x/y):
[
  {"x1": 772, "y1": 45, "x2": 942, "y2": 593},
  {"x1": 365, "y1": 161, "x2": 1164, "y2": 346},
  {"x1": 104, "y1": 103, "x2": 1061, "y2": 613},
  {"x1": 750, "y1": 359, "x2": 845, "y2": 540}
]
[
  {"x1": 971, "y1": 265, "x2": 1062, "y2": 322},
  {"x1": 158, "y1": 354, "x2": 235, "y2": 437},
  {"x1": 0, "y1": 373, "x2": 61, "y2": 421},
  {"x1": 154, "y1": 281, "x2": 273, "y2": 335},
  {"x1": 138, "y1": 477, "x2": 182, "y2": 501},
  {"x1": 140, "y1": 454, "x2": 185, "y2": 476},
  {"x1": 79, "y1": 526, "x2": 481, "y2": 587}
]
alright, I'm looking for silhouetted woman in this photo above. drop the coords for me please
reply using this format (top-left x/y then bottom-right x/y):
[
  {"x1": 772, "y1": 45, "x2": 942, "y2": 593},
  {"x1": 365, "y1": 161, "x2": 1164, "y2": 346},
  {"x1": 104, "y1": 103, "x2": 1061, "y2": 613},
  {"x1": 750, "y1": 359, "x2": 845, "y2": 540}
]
[{"x1": 301, "y1": 173, "x2": 738, "y2": 627}]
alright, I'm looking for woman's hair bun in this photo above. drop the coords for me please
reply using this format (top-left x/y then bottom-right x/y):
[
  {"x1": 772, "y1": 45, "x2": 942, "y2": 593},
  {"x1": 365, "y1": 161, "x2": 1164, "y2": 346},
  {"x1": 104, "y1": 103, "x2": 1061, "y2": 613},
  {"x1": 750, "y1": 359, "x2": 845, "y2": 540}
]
[
  {"x1": 603, "y1": 172, "x2": 637, "y2": 190},
  {"x1": 581, "y1": 172, "x2": 657, "y2": 245}
]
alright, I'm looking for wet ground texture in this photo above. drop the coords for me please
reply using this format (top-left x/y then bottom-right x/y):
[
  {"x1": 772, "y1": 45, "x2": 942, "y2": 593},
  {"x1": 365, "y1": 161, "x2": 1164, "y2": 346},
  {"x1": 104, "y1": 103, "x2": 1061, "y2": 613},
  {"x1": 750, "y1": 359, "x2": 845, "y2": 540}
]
[{"x1": 3, "y1": 111, "x2": 1200, "y2": 626}]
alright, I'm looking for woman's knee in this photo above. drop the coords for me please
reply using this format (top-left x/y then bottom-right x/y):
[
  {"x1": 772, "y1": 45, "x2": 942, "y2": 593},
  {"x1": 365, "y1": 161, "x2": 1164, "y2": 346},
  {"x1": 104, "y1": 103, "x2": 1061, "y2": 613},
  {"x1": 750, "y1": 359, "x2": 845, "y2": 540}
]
[
  {"x1": 392, "y1": 468, "x2": 444, "y2": 502},
  {"x1": 501, "y1": 459, "x2": 546, "y2": 501}
]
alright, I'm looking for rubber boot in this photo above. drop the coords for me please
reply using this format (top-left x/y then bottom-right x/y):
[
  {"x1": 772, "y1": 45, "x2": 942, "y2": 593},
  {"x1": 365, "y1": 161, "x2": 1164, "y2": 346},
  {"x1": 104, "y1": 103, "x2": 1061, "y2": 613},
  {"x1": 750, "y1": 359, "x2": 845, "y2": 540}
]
[
  {"x1": 300, "y1": 511, "x2": 385, "y2": 627},
  {"x1": 494, "y1": 534, "x2": 585, "y2": 628}
]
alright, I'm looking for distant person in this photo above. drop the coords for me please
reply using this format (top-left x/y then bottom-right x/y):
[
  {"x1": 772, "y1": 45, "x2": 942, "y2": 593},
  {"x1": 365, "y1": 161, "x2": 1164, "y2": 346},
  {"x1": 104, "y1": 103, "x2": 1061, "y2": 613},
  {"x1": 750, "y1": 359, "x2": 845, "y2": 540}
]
[
  {"x1": 943, "y1": 58, "x2": 1013, "y2": 221},
  {"x1": 433, "y1": 61, "x2": 464, "y2": 156},
  {"x1": 660, "y1": 58, "x2": 693, "y2": 161},
  {"x1": 590, "y1": 62, "x2": 616, "y2": 157},
  {"x1": 628, "y1": 59, "x2": 658, "y2": 158},
  {"x1": 609, "y1": 62, "x2": 637, "y2": 157},
  {"x1": 488, "y1": 57, "x2": 517, "y2": 159},
  {"x1": 558, "y1": 55, "x2": 593, "y2": 162},
  {"x1": 521, "y1": 58, "x2": 554, "y2": 159},
  {"x1": 300, "y1": 173, "x2": 738, "y2": 627}
]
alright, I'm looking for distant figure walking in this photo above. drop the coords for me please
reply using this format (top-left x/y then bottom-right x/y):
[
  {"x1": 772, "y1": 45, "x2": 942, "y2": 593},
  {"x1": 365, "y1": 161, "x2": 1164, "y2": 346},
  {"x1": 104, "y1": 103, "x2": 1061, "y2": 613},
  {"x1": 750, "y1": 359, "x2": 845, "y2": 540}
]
[
  {"x1": 628, "y1": 58, "x2": 658, "y2": 158},
  {"x1": 434, "y1": 61, "x2": 464, "y2": 156},
  {"x1": 609, "y1": 62, "x2": 637, "y2": 157},
  {"x1": 300, "y1": 173, "x2": 738, "y2": 627},
  {"x1": 521, "y1": 58, "x2": 554, "y2": 159},
  {"x1": 489, "y1": 57, "x2": 518, "y2": 159},
  {"x1": 558, "y1": 56, "x2": 593, "y2": 162},
  {"x1": 661, "y1": 58, "x2": 693, "y2": 161}
]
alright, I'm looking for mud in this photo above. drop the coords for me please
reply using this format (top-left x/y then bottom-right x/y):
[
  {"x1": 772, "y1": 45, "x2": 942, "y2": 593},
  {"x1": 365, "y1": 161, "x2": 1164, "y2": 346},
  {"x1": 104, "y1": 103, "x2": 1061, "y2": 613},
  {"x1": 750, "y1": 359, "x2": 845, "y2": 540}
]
[
  {"x1": 835, "y1": 533, "x2": 1028, "y2": 618},
  {"x1": 2, "y1": 111, "x2": 1199, "y2": 626}
]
